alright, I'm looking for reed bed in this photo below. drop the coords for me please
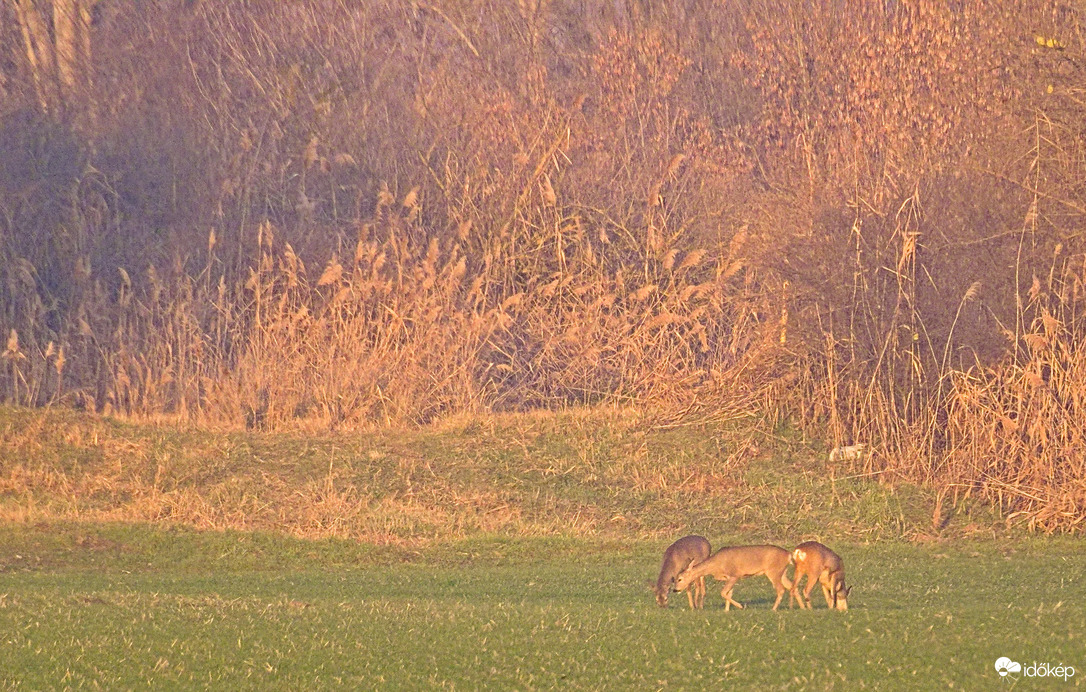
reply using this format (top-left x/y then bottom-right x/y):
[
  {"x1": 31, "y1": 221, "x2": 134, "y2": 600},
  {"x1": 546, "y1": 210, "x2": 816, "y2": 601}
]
[{"x1": 1, "y1": 0, "x2": 1085, "y2": 531}]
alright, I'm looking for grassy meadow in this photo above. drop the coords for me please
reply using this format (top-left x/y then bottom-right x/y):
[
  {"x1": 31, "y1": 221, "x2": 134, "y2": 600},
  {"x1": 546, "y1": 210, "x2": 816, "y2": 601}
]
[
  {"x1": 0, "y1": 407, "x2": 1083, "y2": 689},
  {"x1": 0, "y1": 526, "x2": 1082, "y2": 690}
]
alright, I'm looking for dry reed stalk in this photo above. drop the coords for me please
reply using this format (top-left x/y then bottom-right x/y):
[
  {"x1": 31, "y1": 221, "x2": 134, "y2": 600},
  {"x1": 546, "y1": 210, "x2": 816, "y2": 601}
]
[{"x1": 1, "y1": 0, "x2": 1083, "y2": 531}]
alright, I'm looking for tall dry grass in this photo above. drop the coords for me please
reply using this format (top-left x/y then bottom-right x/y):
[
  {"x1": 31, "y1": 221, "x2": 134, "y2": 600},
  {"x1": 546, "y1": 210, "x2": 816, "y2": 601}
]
[{"x1": 1, "y1": 0, "x2": 1085, "y2": 530}]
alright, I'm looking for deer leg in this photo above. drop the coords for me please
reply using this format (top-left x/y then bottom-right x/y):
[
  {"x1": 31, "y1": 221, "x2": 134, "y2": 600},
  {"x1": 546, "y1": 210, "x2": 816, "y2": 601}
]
[
  {"x1": 782, "y1": 569, "x2": 799, "y2": 609},
  {"x1": 770, "y1": 571, "x2": 787, "y2": 611},
  {"x1": 819, "y1": 570, "x2": 834, "y2": 609},
  {"x1": 831, "y1": 573, "x2": 849, "y2": 611},
  {"x1": 791, "y1": 571, "x2": 808, "y2": 609},
  {"x1": 802, "y1": 573, "x2": 819, "y2": 609},
  {"x1": 695, "y1": 576, "x2": 706, "y2": 609},
  {"x1": 721, "y1": 576, "x2": 743, "y2": 610}
]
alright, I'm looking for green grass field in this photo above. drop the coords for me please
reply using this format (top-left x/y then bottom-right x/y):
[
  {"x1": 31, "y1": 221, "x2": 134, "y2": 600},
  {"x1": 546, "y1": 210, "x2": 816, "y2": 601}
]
[
  {"x1": 0, "y1": 407, "x2": 1082, "y2": 689},
  {"x1": 0, "y1": 524, "x2": 1082, "y2": 690}
]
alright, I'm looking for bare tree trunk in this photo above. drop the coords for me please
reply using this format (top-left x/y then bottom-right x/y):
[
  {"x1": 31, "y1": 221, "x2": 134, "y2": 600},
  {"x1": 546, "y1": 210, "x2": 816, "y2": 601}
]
[
  {"x1": 11, "y1": 0, "x2": 93, "y2": 116},
  {"x1": 53, "y1": 0, "x2": 79, "y2": 93},
  {"x1": 14, "y1": 0, "x2": 58, "y2": 111},
  {"x1": 77, "y1": 0, "x2": 92, "y2": 89}
]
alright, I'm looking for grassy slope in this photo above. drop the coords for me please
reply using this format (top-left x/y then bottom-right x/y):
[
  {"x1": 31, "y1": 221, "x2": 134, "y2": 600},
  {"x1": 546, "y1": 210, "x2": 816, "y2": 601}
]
[
  {"x1": 0, "y1": 407, "x2": 1082, "y2": 689},
  {"x1": 0, "y1": 406, "x2": 1000, "y2": 543}
]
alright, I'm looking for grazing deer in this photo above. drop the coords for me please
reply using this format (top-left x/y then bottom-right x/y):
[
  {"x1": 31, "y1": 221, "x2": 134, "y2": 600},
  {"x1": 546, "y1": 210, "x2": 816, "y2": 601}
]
[
  {"x1": 655, "y1": 535, "x2": 712, "y2": 608},
  {"x1": 674, "y1": 545, "x2": 797, "y2": 611},
  {"x1": 790, "y1": 541, "x2": 850, "y2": 611}
]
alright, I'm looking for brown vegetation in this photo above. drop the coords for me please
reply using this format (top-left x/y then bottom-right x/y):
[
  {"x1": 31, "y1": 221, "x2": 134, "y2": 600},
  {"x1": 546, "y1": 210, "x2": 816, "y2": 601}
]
[{"x1": 1, "y1": 0, "x2": 1084, "y2": 531}]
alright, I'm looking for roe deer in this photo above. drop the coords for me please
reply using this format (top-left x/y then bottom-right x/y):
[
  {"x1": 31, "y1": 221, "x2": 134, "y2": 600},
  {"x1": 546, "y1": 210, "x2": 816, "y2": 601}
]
[
  {"x1": 655, "y1": 535, "x2": 711, "y2": 608},
  {"x1": 791, "y1": 541, "x2": 850, "y2": 611},
  {"x1": 674, "y1": 545, "x2": 797, "y2": 611}
]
